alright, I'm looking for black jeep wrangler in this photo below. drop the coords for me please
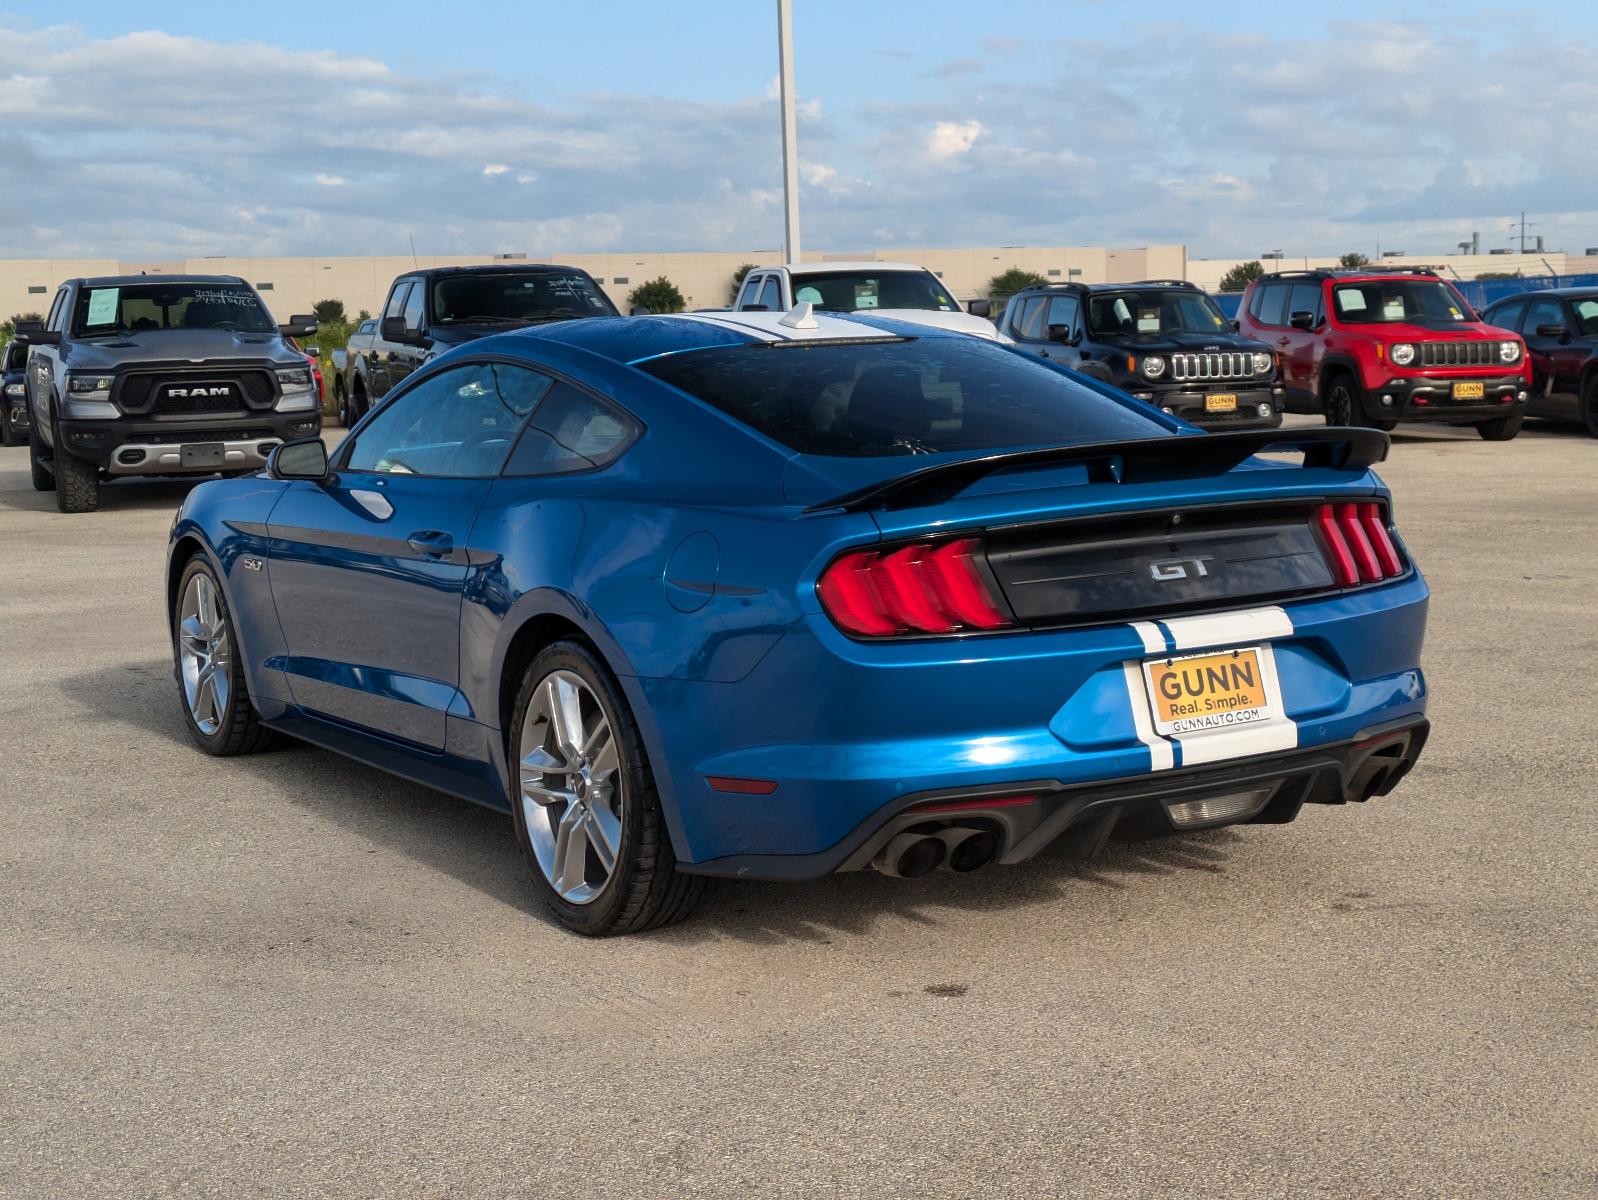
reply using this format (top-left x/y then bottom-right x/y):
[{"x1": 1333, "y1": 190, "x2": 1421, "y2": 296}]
[
  {"x1": 17, "y1": 275, "x2": 321, "y2": 512},
  {"x1": 996, "y1": 280, "x2": 1283, "y2": 428}
]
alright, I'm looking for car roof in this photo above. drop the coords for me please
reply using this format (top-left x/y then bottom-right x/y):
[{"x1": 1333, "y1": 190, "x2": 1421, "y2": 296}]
[
  {"x1": 508, "y1": 309, "x2": 929, "y2": 365},
  {"x1": 777, "y1": 261, "x2": 931, "y2": 275},
  {"x1": 399, "y1": 263, "x2": 597, "y2": 280},
  {"x1": 70, "y1": 274, "x2": 248, "y2": 287},
  {"x1": 1490, "y1": 288, "x2": 1598, "y2": 301},
  {"x1": 1012, "y1": 280, "x2": 1202, "y2": 296}
]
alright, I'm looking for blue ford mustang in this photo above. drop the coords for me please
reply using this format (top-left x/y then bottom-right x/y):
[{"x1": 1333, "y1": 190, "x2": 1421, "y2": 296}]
[{"x1": 167, "y1": 308, "x2": 1430, "y2": 935}]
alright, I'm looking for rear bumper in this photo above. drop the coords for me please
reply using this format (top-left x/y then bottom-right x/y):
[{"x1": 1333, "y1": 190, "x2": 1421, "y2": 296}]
[
  {"x1": 645, "y1": 570, "x2": 1431, "y2": 873},
  {"x1": 57, "y1": 411, "x2": 320, "y2": 472},
  {"x1": 687, "y1": 717, "x2": 1429, "y2": 879},
  {"x1": 1368, "y1": 372, "x2": 1529, "y2": 422}
]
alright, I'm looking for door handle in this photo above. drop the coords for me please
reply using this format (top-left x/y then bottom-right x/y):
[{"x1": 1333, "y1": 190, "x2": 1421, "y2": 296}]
[{"x1": 407, "y1": 530, "x2": 454, "y2": 559}]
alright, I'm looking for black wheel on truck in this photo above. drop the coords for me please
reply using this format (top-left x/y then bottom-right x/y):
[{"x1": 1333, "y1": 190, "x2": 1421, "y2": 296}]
[{"x1": 51, "y1": 407, "x2": 100, "y2": 512}]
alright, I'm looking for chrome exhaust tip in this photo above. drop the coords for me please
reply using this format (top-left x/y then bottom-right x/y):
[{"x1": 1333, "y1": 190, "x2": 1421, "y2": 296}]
[
  {"x1": 936, "y1": 827, "x2": 1000, "y2": 873},
  {"x1": 873, "y1": 832, "x2": 945, "y2": 878}
]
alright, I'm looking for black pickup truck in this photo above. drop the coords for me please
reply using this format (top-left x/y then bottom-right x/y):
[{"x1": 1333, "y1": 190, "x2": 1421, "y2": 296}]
[
  {"x1": 17, "y1": 275, "x2": 321, "y2": 512},
  {"x1": 335, "y1": 264, "x2": 617, "y2": 420},
  {"x1": 2, "y1": 338, "x2": 27, "y2": 445}
]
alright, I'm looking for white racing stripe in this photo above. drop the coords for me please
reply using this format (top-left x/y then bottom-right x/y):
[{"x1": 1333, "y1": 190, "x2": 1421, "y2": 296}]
[
  {"x1": 677, "y1": 311, "x2": 898, "y2": 343},
  {"x1": 1157, "y1": 606, "x2": 1292, "y2": 653},
  {"x1": 1122, "y1": 661, "x2": 1175, "y2": 771},
  {"x1": 1130, "y1": 620, "x2": 1167, "y2": 655}
]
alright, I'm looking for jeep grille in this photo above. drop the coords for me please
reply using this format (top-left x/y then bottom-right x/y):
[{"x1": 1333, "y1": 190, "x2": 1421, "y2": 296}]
[
  {"x1": 1169, "y1": 352, "x2": 1259, "y2": 382},
  {"x1": 1418, "y1": 341, "x2": 1494, "y2": 368}
]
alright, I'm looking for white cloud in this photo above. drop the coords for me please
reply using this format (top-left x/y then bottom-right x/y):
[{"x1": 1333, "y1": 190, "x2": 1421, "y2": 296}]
[
  {"x1": 481, "y1": 163, "x2": 511, "y2": 176},
  {"x1": 926, "y1": 119, "x2": 983, "y2": 161},
  {"x1": 314, "y1": 174, "x2": 347, "y2": 187}
]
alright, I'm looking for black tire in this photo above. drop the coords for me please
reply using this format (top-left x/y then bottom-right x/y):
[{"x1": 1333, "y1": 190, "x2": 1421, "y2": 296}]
[
  {"x1": 351, "y1": 383, "x2": 367, "y2": 423},
  {"x1": 171, "y1": 555, "x2": 282, "y2": 756},
  {"x1": 334, "y1": 379, "x2": 349, "y2": 427},
  {"x1": 53, "y1": 427, "x2": 100, "y2": 513},
  {"x1": 508, "y1": 640, "x2": 705, "y2": 936},
  {"x1": 1323, "y1": 372, "x2": 1364, "y2": 427},
  {"x1": 1371, "y1": 416, "x2": 1399, "y2": 433},
  {"x1": 27, "y1": 419, "x2": 53, "y2": 492},
  {"x1": 1476, "y1": 412, "x2": 1524, "y2": 441},
  {"x1": 1581, "y1": 372, "x2": 1598, "y2": 438}
]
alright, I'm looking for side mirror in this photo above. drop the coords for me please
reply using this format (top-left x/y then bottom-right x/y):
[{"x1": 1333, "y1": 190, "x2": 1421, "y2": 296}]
[
  {"x1": 13, "y1": 320, "x2": 59, "y2": 346},
  {"x1": 1289, "y1": 310, "x2": 1317, "y2": 330},
  {"x1": 301, "y1": 345, "x2": 320, "y2": 358},
  {"x1": 380, "y1": 315, "x2": 418, "y2": 344},
  {"x1": 967, "y1": 298, "x2": 992, "y2": 319},
  {"x1": 1047, "y1": 323, "x2": 1076, "y2": 345},
  {"x1": 1230, "y1": 319, "x2": 1241, "y2": 332},
  {"x1": 1536, "y1": 323, "x2": 1568, "y2": 339},
  {"x1": 279, "y1": 315, "x2": 319, "y2": 338},
  {"x1": 268, "y1": 437, "x2": 329, "y2": 482},
  {"x1": 629, "y1": 306, "x2": 652, "y2": 317}
]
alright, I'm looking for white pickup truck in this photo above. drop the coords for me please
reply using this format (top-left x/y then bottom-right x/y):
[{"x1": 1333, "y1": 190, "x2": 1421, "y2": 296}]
[{"x1": 731, "y1": 261, "x2": 1008, "y2": 341}]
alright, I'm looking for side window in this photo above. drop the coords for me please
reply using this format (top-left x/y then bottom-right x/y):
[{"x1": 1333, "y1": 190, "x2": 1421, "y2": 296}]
[
  {"x1": 1246, "y1": 285, "x2": 1265, "y2": 320},
  {"x1": 1484, "y1": 301, "x2": 1523, "y2": 332},
  {"x1": 503, "y1": 381, "x2": 641, "y2": 477},
  {"x1": 1255, "y1": 282, "x2": 1289, "y2": 327},
  {"x1": 757, "y1": 277, "x2": 781, "y2": 312},
  {"x1": 1045, "y1": 295, "x2": 1080, "y2": 336},
  {"x1": 1287, "y1": 283, "x2": 1321, "y2": 323},
  {"x1": 383, "y1": 281, "x2": 412, "y2": 320},
  {"x1": 358, "y1": 320, "x2": 376, "y2": 336},
  {"x1": 736, "y1": 275, "x2": 762, "y2": 309},
  {"x1": 1014, "y1": 296, "x2": 1049, "y2": 341},
  {"x1": 344, "y1": 361, "x2": 548, "y2": 477},
  {"x1": 402, "y1": 282, "x2": 426, "y2": 332},
  {"x1": 46, "y1": 287, "x2": 68, "y2": 332},
  {"x1": 1522, "y1": 298, "x2": 1565, "y2": 334}
]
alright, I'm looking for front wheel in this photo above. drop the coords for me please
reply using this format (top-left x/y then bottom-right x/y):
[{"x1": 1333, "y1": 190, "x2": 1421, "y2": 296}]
[
  {"x1": 509, "y1": 641, "x2": 705, "y2": 936},
  {"x1": 1476, "y1": 412, "x2": 1524, "y2": 441},
  {"x1": 172, "y1": 556, "x2": 282, "y2": 755},
  {"x1": 54, "y1": 439, "x2": 100, "y2": 512},
  {"x1": 1323, "y1": 373, "x2": 1362, "y2": 427}
]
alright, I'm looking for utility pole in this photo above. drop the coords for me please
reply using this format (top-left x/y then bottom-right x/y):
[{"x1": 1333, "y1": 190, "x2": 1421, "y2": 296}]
[{"x1": 777, "y1": 0, "x2": 801, "y2": 265}]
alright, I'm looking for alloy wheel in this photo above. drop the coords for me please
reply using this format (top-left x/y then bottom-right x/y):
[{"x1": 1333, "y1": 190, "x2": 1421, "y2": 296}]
[
  {"x1": 1327, "y1": 379, "x2": 1356, "y2": 426},
  {"x1": 519, "y1": 671, "x2": 624, "y2": 904},
  {"x1": 178, "y1": 573, "x2": 231, "y2": 735}
]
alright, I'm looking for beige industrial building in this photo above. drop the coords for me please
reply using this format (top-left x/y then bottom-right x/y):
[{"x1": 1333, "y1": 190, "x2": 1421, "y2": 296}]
[{"x1": 3, "y1": 245, "x2": 1593, "y2": 326}]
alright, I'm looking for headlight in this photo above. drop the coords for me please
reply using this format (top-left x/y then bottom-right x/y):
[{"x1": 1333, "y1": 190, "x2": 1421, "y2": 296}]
[
  {"x1": 1250, "y1": 352, "x2": 1272, "y2": 375},
  {"x1": 62, "y1": 374, "x2": 116, "y2": 417},
  {"x1": 275, "y1": 366, "x2": 312, "y2": 387},
  {"x1": 67, "y1": 374, "x2": 114, "y2": 394},
  {"x1": 1140, "y1": 356, "x2": 1166, "y2": 379},
  {"x1": 1500, "y1": 341, "x2": 1521, "y2": 363},
  {"x1": 3, "y1": 382, "x2": 23, "y2": 397},
  {"x1": 1389, "y1": 343, "x2": 1416, "y2": 367}
]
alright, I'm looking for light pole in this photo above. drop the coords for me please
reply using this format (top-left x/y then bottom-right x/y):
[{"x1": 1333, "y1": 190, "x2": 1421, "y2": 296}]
[{"x1": 777, "y1": 0, "x2": 801, "y2": 264}]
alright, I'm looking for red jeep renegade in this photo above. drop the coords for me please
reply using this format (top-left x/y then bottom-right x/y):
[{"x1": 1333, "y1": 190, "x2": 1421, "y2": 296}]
[{"x1": 1237, "y1": 268, "x2": 1532, "y2": 440}]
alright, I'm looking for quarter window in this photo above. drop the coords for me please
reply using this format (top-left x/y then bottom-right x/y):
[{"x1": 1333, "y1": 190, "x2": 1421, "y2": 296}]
[
  {"x1": 344, "y1": 361, "x2": 550, "y2": 478},
  {"x1": 503, "y1": 382, "x2": 641, "y2": 476}
]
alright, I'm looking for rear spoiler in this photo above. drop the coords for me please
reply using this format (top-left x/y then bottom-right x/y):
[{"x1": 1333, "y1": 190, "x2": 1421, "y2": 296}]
[{"x1": 803, "y1": 427, "x2": 1389, "y2": 514}]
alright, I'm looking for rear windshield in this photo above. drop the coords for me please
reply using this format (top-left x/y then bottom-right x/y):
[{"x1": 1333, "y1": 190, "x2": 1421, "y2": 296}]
[
  {"x1": 72, "y1": 283, "x2": 276, "y2": 335},
  {"x1": 639, "y1": 337, "x2": 1167, "y2": 457},
  {"x1": 788, "y1": 270, "x2": 959, "y2": 314},
  {"x1": 431, "y1": 272, "x2": 616, "y2": 325}
]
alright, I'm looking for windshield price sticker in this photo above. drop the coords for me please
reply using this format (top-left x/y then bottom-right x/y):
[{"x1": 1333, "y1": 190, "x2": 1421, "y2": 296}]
[{"x1": 85, "y1": 288, "x2": 119, "y2": 326}]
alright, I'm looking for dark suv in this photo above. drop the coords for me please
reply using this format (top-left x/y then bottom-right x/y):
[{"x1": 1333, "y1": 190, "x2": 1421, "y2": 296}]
[
  {"x1": 1237, "y1": 268, "x2": 1531, "y2": 440},
  {"x1": 2, "y1": 338, "x2": 27, "y2": 445},
  {"x1": 18, "y1": 275, "x2": 321, "y2": 512},
  {"x1": 1480, "y1": 288, "x2": 1598, "y2": 437},
  {"x1": 350, "y1": 264, "x2": 618, "y2": 414},
  {"x1": 998, "y1": 280, "x2": 1283, "y2": 428}
]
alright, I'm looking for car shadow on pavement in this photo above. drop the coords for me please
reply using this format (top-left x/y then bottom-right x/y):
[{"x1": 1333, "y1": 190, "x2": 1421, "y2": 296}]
[
  {"x1": 1, "y1": 475, "x2": 216, "y2": 514},
  {"x1": 59, "y1": 658, "x2": 1245, "y2": 941}
]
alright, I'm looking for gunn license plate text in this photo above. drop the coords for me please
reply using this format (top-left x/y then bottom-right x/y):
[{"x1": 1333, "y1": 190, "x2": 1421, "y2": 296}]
[{"x1": 1143, "y1": 647, "x2": 1271, "y2": 734}]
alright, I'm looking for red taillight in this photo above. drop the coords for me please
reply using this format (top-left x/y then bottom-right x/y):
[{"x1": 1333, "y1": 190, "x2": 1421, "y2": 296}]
[
  {"x1": 1314, "y1": 502, "x2": 1405, "y2": 588},
  {"x1": 817, "y1": 536, "x2": 1011, "y2": 637}
]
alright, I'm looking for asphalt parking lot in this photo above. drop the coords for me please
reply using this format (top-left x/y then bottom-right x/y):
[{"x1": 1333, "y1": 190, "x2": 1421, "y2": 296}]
[{"x1": 1, "y1": 417, "x2": 1594, "y2": 1199}]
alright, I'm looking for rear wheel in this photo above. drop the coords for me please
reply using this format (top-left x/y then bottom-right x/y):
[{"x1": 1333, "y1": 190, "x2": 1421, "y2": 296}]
[
  {"x1": 1581, "y1": 372, "x2": 1598, "y2": 438},
  {"x1": 1476, "y1": 412, "x2": 1524, "y2": 441},
  {"x1": 509, "y1": 640, "x2": 705, "y2": 936},
  {"x1": 27, "y1": 420, "x2": 53, "y2": 492},
  {"x1": 172, "y1": 556, "x2": 281, "y2": 755},
  {"x1": 334, "y1": 378, "x2": 349, "y2": 426}
]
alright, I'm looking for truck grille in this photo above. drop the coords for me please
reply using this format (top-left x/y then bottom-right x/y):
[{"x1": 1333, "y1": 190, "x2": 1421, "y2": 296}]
[
  {"x1": 1169, "y1": 352, "x2": 1258, "y2": 382},
  {"x1": 1418, "y1": 341, "x2": 1496, "y2": 368},
  {"x1": 116, "y1": 370, "x2": 276, "y2": 415}
]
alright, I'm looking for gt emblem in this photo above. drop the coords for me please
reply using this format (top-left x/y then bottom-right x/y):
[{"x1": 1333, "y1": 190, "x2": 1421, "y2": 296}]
[
  {"x1": 1148, "y1": 555, "x2": 1212, "y2": 582},
  {"x1": 241, "y1": 556, "x2": 264, "y2": 572}
]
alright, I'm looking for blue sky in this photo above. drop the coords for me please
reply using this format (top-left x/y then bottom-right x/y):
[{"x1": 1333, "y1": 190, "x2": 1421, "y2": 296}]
[{"x1": 0, "y1": 2, "x2": 1592, "y2": 259}]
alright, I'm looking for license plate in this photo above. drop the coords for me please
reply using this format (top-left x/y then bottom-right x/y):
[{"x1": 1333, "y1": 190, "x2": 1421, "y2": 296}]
[
  {"x1": 1205, "y1": 393, "x2": 1238, "y2": 412},
  {"x1": 180, "y1": 442, "x2": 225, "y2": 468},
  {"x1": 1142, "y1": 646, "x2": 1277, "y2": 736},
  {"x1": 1452, "y1": 381, "x2": 1486, "y2": 400}
]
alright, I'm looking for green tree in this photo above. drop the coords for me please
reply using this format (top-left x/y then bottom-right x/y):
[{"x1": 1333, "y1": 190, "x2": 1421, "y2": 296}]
[
  {"x1": 1338, "y1": 252, "x2": 1370, "y2": 269},
  {"x1": 0, "y1": 311, "x2": 45, "y2": 345},
  {"x1": 727, "y1": 263, "x2": 757, "y2": 306},
  {"x1": 356, "y1": 308, "x2": 372, "y2": 322},
  {"x1": 1474, "y1": 271, "x2": 1522, "y2": 281},
  {"x1": 986, "y1": 267, "x2": 1047, "y2": 302},
  {"x1": 1217, "y1": 261, "x2": 1264, "y2": 292},
  {"x1": 629, "y1": 276, "x2": 686, "y2": 314},
  {"x1": 313, "y1": 298, "x2": 347, "y2": 325}
]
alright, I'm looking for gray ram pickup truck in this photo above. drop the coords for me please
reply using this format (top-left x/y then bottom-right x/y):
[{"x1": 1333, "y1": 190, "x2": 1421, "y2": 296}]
[{"x1": 17, "y1": 275, "x2": 321, "y2": 512}]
